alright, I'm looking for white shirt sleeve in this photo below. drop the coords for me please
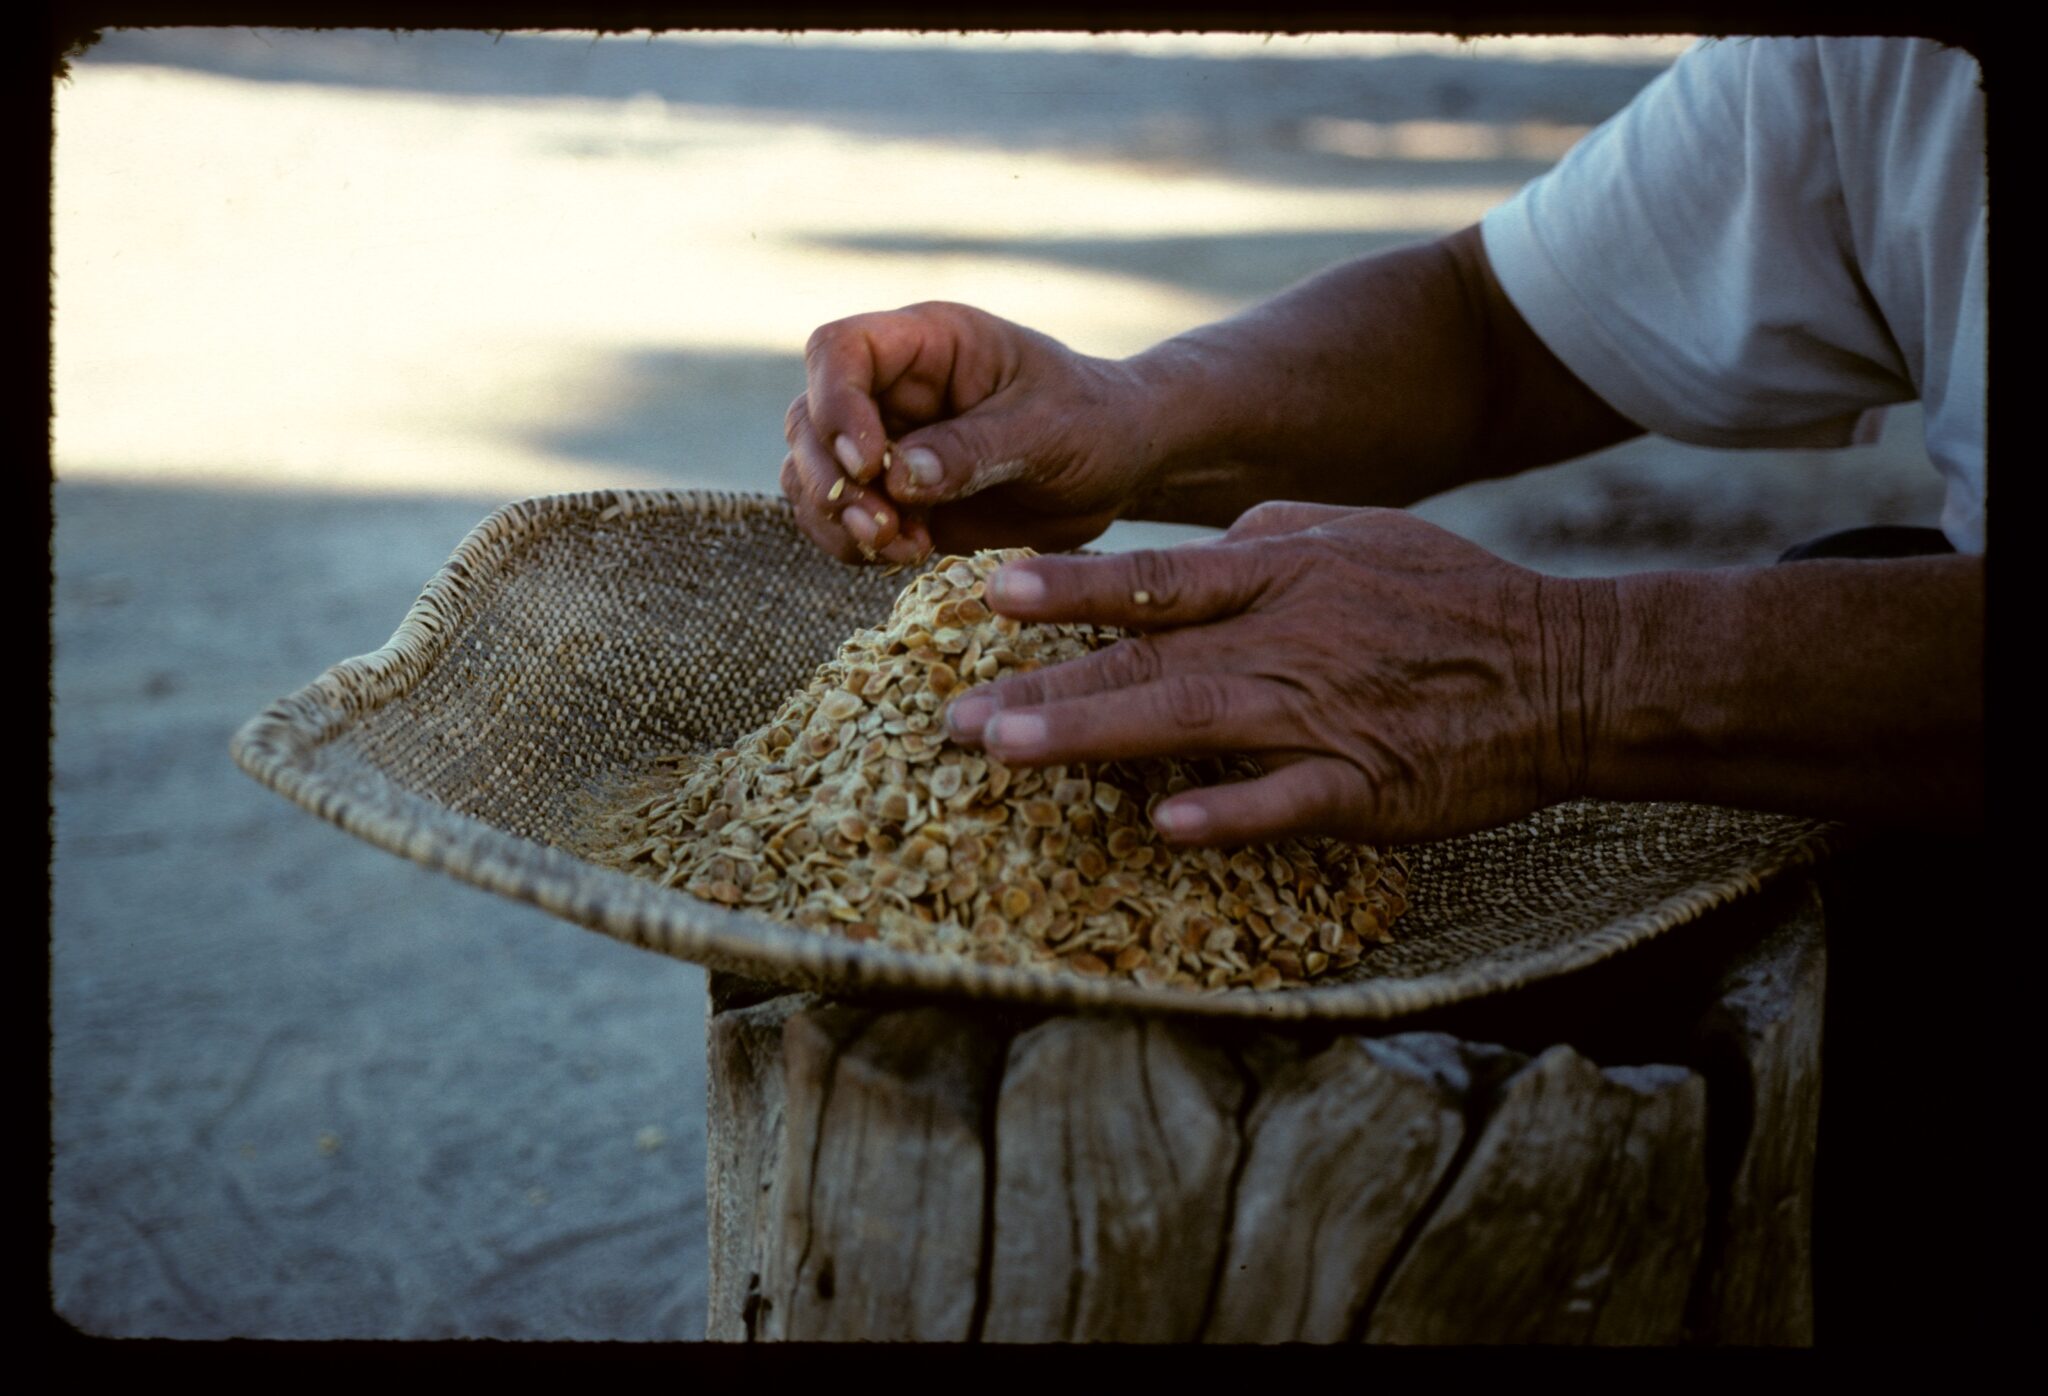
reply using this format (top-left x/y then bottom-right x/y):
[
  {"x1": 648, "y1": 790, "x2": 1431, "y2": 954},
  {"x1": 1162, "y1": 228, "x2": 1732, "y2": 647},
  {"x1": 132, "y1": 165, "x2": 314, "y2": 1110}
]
[{"x1": 1480, "y1": 37, "x2": 1987, "y2": 551}]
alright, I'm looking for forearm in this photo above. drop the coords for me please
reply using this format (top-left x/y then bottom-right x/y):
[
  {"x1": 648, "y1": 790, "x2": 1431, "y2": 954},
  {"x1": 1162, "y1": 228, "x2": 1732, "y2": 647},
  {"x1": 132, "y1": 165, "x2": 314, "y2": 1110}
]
[
  {"x1": 1588, "y1": 555, "x2": 1984, "y2": 829},
  {"x1": 1119, "y1": 224, "x2": 1641, "y2": 527}
]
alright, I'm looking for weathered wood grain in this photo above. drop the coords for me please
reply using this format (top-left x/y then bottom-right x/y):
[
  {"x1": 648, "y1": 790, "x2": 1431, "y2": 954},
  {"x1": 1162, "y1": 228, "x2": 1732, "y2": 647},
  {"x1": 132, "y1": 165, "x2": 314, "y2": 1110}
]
[
  {"x1": 756, "y1": 1004, "x2": 1006, "y2": 1341},
  {"x1": 1686, "y1": 880, "x2": 1826, "y2": 1345},
  {"x1": 1364, "y1": 1045, "x2": 1709, "y2": 1345},
  {"x1": 1205, "y1": 1032, "x2": 1499, "y2": 1343},
  {"x1": 746, "y1": 1002, "x2": 872, "y2": 1340},
  {"x1": 982, "y1": 1016, "x2": 1245, "y2": 1343},
  {"x1": 700, "y1": 883, "x2": 1826, "y2": 1345},
  {"x1": 704, "y1": 989, "x2": 809, "y2": 1341}
]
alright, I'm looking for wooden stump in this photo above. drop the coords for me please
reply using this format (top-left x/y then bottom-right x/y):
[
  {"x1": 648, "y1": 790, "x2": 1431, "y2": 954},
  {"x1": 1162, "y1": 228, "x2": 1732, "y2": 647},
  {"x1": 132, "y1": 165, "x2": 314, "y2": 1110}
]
[{"x1": 706, "y1": 877, "x2": 1825, "y2": 1344}]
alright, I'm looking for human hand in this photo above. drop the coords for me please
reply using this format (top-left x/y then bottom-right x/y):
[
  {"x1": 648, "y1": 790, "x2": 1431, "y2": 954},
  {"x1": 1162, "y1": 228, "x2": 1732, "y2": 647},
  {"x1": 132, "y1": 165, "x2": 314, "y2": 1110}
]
[
  {"x1": 781, "y1": 301, "x2": 1156, "y2": 564},
  {"x1": 943, "y1": 502, "x2": 1622, "y2": 846}
]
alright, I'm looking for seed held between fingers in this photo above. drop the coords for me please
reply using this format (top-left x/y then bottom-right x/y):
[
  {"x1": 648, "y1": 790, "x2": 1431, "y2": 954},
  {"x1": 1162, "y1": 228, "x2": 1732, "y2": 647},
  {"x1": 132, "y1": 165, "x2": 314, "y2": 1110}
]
[{"x1": 828, "y1": 477, "x2": 846, "y2": 502}]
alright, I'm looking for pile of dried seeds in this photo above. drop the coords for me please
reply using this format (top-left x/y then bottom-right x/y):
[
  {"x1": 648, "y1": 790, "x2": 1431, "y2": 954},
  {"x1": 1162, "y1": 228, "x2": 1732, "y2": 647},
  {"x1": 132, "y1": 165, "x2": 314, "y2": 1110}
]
[{"x1": 586, "y1": 549, "x2": 1409, "y2": 992}]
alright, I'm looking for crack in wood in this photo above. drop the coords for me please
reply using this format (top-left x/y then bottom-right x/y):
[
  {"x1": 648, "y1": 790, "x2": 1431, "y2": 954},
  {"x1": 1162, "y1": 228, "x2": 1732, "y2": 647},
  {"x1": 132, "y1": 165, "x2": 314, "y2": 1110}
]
[
  {"x1": 740, "y1": 1271, "x2": 762, "y2": 1342},
  {"x1": 781, "y1": 1009, "x2": 870, "y2": 1340},
  {"x1": 705, "y1": 987, "x2": 807, "y2": 1341},
  {"x1": 1681, "y1": 1019, "x2": 1754, "y2": 1343},
  {"x1": 1191, "y1": 1042, "x2": 1262, "y2": 1342},
  {"x1": 1057, "y1": 1072, "x2": 1084, "y2": 1342},
  {"x1": 1362, "y1": 1048, "x2": 1708, "y2": 1344},
  {"x1": 965, "y1": 1025, "x2": 1011, "y2": 1344},
  {"x1": 1677, "y1": 883, "x2": 1824, "y2": 1345},
  {"x1": 1342, "y1": 1040, "x2": 1514, "y2": 1343},
  {"x1": 1135, "y1": 1025, "x2": 1182, "y2": 1194},
  {"x1": 704, "y1": 879, "x2": 1825, "y2": 1345}
]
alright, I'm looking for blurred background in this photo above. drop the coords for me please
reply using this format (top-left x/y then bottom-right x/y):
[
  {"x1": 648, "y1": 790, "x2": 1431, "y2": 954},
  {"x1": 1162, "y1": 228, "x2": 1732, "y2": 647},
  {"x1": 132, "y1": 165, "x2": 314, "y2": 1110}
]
[{"x1": 50, "y1": 27, "x2": 1944, "y2": 1340}]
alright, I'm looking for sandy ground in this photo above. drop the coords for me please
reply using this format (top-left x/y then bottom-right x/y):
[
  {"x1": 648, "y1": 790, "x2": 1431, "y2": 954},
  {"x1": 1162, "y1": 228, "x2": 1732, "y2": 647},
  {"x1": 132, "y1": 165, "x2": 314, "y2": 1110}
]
[{"x1": 50, "y1": 28, "x2": 1947, "y2": 1341}]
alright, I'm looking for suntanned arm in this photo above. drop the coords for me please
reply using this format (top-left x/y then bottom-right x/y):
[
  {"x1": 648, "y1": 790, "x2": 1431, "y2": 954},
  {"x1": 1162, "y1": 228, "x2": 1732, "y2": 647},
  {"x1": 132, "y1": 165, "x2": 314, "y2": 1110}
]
[
  {"x1": 789, "y1": 222, "x2": 1985, "y2": 838},
  {"x1": 787, "y1": 222, "x2": 1642, "y2": 559},
  {"x1": 1122, "y1": 223, "x2": 1644, "y2": 527},
  {"x1": 951, "y1": 517, "x2": 1984, "y2": 841},
  {"x1": 1590, "y1": 554, "x2": 1984, "y2": 829}
]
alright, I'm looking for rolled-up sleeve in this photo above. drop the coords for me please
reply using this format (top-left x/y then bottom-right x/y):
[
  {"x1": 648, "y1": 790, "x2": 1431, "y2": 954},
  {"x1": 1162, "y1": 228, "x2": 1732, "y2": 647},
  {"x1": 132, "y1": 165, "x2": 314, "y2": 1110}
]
[{"x1": 1480, "y1": 38, "x2": 1917, "y2": 450}]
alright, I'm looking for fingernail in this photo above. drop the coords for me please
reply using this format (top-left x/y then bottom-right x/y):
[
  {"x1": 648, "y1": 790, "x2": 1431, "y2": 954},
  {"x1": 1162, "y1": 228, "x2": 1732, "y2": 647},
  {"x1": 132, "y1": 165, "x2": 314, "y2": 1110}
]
[
  {"x1": 834, "y1": 435, "x2": 864, "y2": 475},
  {"x1": 990, "y1": 565, "x2": 1046, "y2": 608},
  {"x1": 1153, "y1": 800, "x2": 1208, "y2": 840},
  {"x1": 902, "y1": 446, "x2": 943, "y2": 487},
  {"x1": 844, "y1": 506, "x2": 877, "y2": 545},
  {"x1": 983, "y1": 711, "x2": 1047, "y2": 757},
  {"x1": 947, "y1": 692, "x2": 995, "y2": 740}
]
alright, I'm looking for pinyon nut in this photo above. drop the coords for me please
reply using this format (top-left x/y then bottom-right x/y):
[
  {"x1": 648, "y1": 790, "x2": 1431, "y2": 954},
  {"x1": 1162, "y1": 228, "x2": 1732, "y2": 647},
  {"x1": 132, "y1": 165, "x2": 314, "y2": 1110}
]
[{"x1": 582, "y1": 548, "x2": 1408, "y2": 992}]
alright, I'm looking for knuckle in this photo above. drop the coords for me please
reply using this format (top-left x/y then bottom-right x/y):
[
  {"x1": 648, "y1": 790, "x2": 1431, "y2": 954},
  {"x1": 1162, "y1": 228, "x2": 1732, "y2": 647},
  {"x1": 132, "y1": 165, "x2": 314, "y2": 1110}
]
[
  {"x1": 988, "y1": 673, "x2": 1044, "y2": 711},
  {"x1": 1123, "y1": 549, "x2": 1179, "y2": 609},
  {"x1": 784, "y1": 394, "x2": 810, "y2": 440},
  {"x1": 1287, "y1": 761, "x2": 1368, "y2": 839},
  {"x1": 1303, "y1": 760, "x2": 1354, "y2": 815},
  {"x1": 1237, "y1": 500, "x2": 1293, "y2": 533},
  {"x1": 1334, "y1": 768, "x2": 1397, "y2": 841},
  {"x1": 804, "y1": 320, "x2": 850, "y2": 359},
  {"x1": 1161, "y1": 674, "x2": 1228, "y2": 731},
  {"x1": 797, "y1": 514, "x2": 853, "y2": 562},
  {"x1": 899, "y1": 299, "x2": 961, "y2": 323},
  {"x1": 1107, "y1": 636, "x2": 1165, "y2": 687}
]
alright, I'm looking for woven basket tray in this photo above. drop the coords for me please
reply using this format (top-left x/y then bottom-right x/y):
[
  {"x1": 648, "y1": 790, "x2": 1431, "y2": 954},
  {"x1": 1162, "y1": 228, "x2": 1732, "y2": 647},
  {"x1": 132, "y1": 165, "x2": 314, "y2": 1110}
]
[{"x1": 231, "y1": 489, "x2": 1840, "y2": 1023}]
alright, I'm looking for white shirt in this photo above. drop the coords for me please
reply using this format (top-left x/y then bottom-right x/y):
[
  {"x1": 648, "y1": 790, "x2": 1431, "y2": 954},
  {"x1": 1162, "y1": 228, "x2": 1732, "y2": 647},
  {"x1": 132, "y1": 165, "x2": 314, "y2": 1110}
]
[{"x1": 1481, "y1": 37, "x2": 1987, "y2": 552}]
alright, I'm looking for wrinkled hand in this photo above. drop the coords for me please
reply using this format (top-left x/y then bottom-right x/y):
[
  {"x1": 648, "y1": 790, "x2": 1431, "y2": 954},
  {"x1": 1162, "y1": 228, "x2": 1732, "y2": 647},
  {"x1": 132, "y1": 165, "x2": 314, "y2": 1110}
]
[
  {"x1": 944, "y1": 502, "x2": 1621, "y2": 847},
  {"x1": 782, "y1": 301, "x2": 1153, "y2": 564}
]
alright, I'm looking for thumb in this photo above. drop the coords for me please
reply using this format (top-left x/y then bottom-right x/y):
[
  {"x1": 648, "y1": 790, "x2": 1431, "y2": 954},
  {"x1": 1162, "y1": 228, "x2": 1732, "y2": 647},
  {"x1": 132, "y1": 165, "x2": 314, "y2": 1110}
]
[{"x1": 883, "y1": 417, "x2": 1038, "y2": 508}]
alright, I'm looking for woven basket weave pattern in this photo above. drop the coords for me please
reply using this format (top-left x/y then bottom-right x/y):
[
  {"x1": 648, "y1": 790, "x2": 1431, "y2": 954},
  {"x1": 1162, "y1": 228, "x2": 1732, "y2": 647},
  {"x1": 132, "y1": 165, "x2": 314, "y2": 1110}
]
[{"x1": 232, "y1": 489, "x2": 1839, "y2": 1023}]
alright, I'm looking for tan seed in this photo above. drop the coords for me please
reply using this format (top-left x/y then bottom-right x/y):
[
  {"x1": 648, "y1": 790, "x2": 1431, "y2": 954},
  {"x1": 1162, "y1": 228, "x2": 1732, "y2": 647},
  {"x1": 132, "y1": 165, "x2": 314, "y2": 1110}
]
[{"x1": 585, "y1": 546, "x2": 1406, "y2": 995}]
